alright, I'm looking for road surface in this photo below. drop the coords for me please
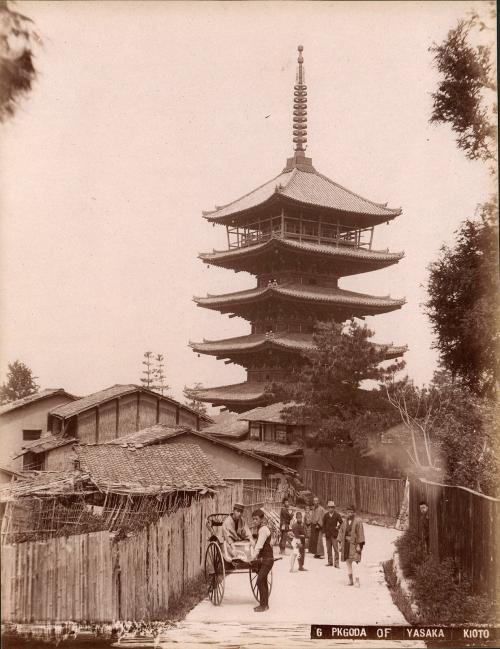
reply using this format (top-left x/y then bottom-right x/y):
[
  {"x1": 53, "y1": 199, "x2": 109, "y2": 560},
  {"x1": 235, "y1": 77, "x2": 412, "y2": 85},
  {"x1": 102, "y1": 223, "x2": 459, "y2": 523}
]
[{"x1": 157, "y1": 523, "x2": 424, "y2": 648}]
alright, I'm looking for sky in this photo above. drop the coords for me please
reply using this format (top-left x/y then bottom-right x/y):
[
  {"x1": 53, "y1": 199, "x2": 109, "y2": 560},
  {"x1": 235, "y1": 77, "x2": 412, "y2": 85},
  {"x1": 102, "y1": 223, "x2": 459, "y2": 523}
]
[{"x1": 0, "y1": 1, "x2": 495, "y2": 411}]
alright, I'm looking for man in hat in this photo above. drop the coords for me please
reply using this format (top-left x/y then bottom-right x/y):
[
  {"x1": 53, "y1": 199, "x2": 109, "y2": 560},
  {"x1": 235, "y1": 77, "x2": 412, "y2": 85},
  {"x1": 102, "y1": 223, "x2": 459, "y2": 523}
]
[
  {"x1": 338, "y1": 504, "x2": 365, "y2": 586},
  {"x1": 322, "y1": 500, "x2": 343, "y2": 567},
  {"x1": 222, "y1": 502, "x2": 251, "y2": 561},
  {"x1": 249, "y1": 508, "x2": 274, "y2": 612}
]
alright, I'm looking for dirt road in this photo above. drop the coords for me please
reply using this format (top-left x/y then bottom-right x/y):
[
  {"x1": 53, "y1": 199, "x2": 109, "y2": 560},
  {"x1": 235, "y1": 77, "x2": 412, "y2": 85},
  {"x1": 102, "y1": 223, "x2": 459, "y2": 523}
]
[{"x1": 156, "y1": 523, "x2": 424, "y2": 648}]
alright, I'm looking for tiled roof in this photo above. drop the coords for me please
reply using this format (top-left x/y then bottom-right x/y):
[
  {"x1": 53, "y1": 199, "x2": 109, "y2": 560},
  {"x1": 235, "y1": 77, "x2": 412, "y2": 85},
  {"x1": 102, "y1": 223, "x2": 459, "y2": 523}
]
[
  {"x1": 237, "y1": 402, "x2": 299, "y2": 424},
  {"x1": 77, "y1": 443, "x2": 225, "y2": 493},
  {"x1": 203, "y1": 167, "x2": 401, "y2": 224},
  {"x1": 229, "y1": 440, "x2": 303, "y2": 457},
  {"x1": 193, "y1": 382, "x2": 268, "y2": 405},
  {"x1": 105, "y1": 424, "x2": 187, "y2": 448},
  {"x1": 190, "y1": 332, "x2": 407, "y2": 360},
  {"x1": 49, "y1": 384, "x2": 212, "y2": 422},
  {"x1": 200, "y1": 237, "x2": 404, "y2": 267},
  {"x1": 194, "y1": 283, "x2": 405, "y2": 311},
  {"x1": 0, "y1": 389, "x2": 77, "y2": 416},
  {"x1": 202, "y1": 411, "x2": 249, "y2": 439},
  {"x1": 12, "y1": 434, "x2": 77, "y2": 458}
]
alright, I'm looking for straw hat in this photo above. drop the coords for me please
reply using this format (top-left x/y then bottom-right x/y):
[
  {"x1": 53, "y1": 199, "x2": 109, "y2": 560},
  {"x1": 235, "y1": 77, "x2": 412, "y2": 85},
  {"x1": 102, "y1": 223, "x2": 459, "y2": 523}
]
[{"x1": 327, "y1": 500, "x2": 336, "y2": 507}]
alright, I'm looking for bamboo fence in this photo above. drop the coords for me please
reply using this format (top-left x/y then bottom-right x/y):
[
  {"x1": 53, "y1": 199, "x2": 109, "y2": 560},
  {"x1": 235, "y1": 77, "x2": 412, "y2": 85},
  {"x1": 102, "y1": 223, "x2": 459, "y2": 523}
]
[
  {"x1": 1, "y1": 485, "x2": 241, "y2": 623},
  {"x1": 303, "y1": 469, "x2": 405, "y2": 518}
]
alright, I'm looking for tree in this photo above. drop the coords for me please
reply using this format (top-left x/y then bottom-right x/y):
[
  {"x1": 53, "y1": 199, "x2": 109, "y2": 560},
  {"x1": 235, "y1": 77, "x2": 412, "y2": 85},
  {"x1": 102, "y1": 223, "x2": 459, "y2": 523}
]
[
  {"x1": 152, "y1": 353, "x2": 170, "y2": 396},
  {"x1": 183, "y1": 383, "x2": 208, "y2": 417},
  {"x1": 425, "y1": 199, "x2": 499, "y2": 397},
  {"x1": 140, "y1": 351, "x2": 154, "y2": 389},
  {"x1": 429, "y1": 9, "x2": 497, "y2": 162},
  {"x1": 268, "y1": 320, "x2": 404, "y2": 450},
  {"x1": 0, "y1": 1, "x2": 39, "y2": 122},
  {"x1": 0, "y1": 360, "x2": 39, "y2": 403},
  {"x1": 385, "y1": 370, "x2": 498, "y2": 495}
]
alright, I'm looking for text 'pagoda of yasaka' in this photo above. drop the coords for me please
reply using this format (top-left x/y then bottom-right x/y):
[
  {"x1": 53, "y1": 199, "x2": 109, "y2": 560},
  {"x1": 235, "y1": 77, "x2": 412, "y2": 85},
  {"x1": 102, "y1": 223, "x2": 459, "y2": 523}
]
[{"x1": 190, "y1": 46, "x2": 407, "y2": 413}]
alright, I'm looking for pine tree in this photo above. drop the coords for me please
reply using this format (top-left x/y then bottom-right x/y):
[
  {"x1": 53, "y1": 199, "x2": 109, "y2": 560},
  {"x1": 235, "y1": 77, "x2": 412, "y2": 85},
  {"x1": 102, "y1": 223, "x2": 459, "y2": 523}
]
[
  {"x1": 140, "y1": 351, "x2": 154, "y2": 389},
  {"x1": 183, "y1": 383, "x2": 208, "y2": 416},
  {"x1": 152, "y1": 354, "x2": 170, "y2": 396},
  {"x1": 0, "y1": 360, "x2": 39, "y2": 404}
]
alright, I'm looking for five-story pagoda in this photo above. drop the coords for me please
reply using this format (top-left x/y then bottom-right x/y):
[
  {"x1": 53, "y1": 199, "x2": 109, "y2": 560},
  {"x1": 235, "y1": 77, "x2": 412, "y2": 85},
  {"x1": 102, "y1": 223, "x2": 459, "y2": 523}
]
[{"x1": 190, "y1": 46, "x2": 406, "y2": 413}]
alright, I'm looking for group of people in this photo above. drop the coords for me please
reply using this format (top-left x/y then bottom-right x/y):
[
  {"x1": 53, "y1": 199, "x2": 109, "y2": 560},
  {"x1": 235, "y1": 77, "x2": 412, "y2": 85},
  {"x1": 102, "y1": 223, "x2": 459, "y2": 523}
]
[
  {"x1": 219, "y1": 497, "x2": 366, "y2": 614},
  {"x1": 280, "y1": 496, "x2": 365, "y2": 587}
]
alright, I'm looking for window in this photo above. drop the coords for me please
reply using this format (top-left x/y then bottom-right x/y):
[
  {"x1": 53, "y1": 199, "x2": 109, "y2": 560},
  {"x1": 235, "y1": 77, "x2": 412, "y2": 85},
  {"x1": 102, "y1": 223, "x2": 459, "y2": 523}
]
[
  {"x1": 276, "y1": 425, "x2": 287, "y2": 443},
  {"x1": 249, "y1": 423, "x2": 261, "y2": 441},
  {"x1": 23, "y1": 429, "x2": 42, "y2": 441}
]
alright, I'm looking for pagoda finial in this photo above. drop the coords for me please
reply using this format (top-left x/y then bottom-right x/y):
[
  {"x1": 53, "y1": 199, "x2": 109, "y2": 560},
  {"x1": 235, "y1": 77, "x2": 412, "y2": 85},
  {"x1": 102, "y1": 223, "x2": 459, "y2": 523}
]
[{"x1": 293, "y1": 45, "x2": 307, "y2": 152}]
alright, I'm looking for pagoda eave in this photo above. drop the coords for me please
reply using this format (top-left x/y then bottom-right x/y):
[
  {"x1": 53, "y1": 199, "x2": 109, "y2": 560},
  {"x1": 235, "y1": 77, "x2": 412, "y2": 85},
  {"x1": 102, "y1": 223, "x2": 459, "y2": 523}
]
[
  {"x1": 191, "y1": 382, "x2": 269, "y2": 412},
  {"x1": 190, "y1": 334, "x2": 407, "y2": 361},
  {"x1": 199, "y1": 238, "x2": 404, "y2": 276}
]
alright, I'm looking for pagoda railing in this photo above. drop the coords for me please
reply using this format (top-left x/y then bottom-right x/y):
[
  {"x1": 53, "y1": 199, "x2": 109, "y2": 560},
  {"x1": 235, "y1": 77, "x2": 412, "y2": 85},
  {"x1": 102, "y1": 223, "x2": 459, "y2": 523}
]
[{"x1": 226, "y1": 214, "x2": 375, "y2": 251}]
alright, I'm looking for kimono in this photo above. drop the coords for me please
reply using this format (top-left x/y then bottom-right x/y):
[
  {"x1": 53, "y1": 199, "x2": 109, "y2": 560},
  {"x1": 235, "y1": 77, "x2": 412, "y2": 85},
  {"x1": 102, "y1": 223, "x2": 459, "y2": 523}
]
[
  {"x1": 222, "y1": 513, "x2": 251, "y2": 561},
  {"x1": 338, "y1": 515, "x2": 365, "y2": 562}
]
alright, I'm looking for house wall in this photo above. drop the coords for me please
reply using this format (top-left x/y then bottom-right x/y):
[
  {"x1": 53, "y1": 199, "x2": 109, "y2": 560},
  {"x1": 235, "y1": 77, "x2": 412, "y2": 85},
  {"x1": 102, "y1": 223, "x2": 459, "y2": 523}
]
[
  {"x1": 68, "y1": 393, "x2": 204, "y2": 445},
  {"x1": 0, "y1": 395, "x2": 75, "y2": 470},
  {"x1": 46, "y1": 444, "x2": 76, "y2": 471},
  {"x1": 165, "y1": 433, "x2": 262, "y2": 481},
  {"x1": 159, "y1": 401, "x2": 177, "y2": 426}
]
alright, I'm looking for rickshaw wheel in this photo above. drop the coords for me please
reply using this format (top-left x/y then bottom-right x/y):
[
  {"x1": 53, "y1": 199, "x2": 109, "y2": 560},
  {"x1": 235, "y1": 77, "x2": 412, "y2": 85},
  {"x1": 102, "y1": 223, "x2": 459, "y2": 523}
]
[
  {"x1": 204, "y1": 541, "x2": 225, "y2": 605},
  {"x1": 249, "y1": 563, "x2": 273, "y2": 602}
]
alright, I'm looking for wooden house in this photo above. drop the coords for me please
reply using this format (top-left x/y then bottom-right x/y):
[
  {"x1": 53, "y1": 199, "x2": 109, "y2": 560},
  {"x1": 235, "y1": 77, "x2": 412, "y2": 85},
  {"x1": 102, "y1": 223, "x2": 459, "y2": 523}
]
[
  {"x1": 13, "y1": 385, "x2": 212, "y2": 471},
  {"x1": 0, "y1": 389, "x2": 78, "y2": 470}
]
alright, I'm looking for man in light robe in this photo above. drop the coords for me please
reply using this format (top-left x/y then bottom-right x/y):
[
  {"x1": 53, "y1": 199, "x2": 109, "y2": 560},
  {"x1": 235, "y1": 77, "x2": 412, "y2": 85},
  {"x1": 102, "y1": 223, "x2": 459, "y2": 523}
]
[{"x1": 222, "y1": 503, "x2": 252, "y2": 561}]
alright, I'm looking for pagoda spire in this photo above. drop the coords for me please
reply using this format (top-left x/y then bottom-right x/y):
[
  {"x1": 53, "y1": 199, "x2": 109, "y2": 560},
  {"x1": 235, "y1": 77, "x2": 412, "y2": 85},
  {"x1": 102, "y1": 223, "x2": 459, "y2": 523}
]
[{"x1": 293, "y1": 45, "x2": 307, "y2": 152}]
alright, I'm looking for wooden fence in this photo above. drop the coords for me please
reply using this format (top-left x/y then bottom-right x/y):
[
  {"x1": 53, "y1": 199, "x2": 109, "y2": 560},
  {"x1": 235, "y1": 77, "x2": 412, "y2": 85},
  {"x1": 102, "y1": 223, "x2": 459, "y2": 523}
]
[
  {"x1": 303, "y1": 469, "x2": 405, "y2": 518},
  {"x1": 409, "y1": 478, "x2": 499, "y2": 596},
  {"x1": 1, "y1": 485, "x2": 241, "y2": 623}
]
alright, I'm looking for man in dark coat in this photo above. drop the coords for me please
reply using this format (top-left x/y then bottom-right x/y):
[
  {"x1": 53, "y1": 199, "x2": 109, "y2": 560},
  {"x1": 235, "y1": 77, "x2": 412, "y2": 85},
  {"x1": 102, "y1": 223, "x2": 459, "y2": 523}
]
[
  {"x1": 279, "y1": 498, "x2": 293, "y2": 554},
  {"x1": 419, "y1": 501, "x2": 430, "y2": 553},
  {"x1": 322, "y1": 500, "x2": 343, "y2": 567}
]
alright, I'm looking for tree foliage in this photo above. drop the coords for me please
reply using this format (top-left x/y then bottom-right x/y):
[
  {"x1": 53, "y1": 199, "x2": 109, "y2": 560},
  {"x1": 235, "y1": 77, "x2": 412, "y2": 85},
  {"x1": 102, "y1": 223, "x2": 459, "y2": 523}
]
[
  {"x1": 425, "y1": 199, "x2": 499, "y2": 397},
  {"x1": 429, "y1": 10, "x2": 497, "y2": 162},
  {"x1": 0, "y1": 359, "x2": 39, "y2": 404},
  {"x1": 0, "y1": 1, "x2": 39, "y2": 122},
  {"x1": 385, "y1": 370, "x2": 498, "y2": 495},
  {"x1": 267, "y1": 320, "x2": 404, "y2": 448},
  {"x1": 183, "y1": 383, "x2": 208, "y2": 417}
]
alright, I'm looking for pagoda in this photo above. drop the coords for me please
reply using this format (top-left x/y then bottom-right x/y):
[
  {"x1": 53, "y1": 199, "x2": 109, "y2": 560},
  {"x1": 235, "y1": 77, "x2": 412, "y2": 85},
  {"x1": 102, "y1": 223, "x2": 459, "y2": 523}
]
[{"x1": 190, "y1": 46, "x2": 406, "y2": 413}]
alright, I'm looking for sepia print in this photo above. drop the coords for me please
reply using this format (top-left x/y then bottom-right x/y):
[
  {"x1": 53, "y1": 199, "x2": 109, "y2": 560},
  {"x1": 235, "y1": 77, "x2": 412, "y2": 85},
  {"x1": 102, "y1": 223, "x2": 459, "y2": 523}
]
[{"x1": 0, "y1": 1, "x2": 498, "y2": 648}]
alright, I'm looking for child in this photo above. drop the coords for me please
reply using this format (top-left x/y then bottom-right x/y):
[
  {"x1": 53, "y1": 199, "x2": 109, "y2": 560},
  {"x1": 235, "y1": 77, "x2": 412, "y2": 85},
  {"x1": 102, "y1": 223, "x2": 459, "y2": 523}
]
[{"x1": 289, "y1": 511, "x2": 307, "y2": 572}]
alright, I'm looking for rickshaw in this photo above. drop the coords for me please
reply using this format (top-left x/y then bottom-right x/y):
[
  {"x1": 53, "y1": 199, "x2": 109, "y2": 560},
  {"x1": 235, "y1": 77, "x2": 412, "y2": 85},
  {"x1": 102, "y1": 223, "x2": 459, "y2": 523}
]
[{"x1": 203, "y1": 512, "x2": 281, "y2": 605}]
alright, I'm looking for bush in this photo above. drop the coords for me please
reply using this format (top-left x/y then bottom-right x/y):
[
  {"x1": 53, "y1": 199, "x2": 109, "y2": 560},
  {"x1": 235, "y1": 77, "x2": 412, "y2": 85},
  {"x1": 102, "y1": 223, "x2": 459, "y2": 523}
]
[
  {"x1": 394, "y1": 529, "x2": 427, "y2": 578},
  {"x1": 413, "y1": 557, "x2": 495, "y2": 625}
]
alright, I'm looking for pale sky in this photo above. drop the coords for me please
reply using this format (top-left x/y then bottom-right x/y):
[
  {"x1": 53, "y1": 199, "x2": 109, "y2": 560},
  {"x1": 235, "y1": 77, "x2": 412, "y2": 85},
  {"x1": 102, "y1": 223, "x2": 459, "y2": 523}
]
[{"x1": 0, "y1": 1, "x2": 494, "y2": 410}]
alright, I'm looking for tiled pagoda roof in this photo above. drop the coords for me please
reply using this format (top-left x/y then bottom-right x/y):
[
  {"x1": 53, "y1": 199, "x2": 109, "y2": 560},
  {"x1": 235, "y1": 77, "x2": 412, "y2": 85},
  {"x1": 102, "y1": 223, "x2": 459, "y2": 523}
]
[
  {"x1": 194, "y1": 283, "x2": 405, "y2": 313},
  {"x1": 193, "y1": 382, "x2": 268, "y2": 405},
  {"x1": 200, "y1": 237, "x2": 404, "y2": 271},
  {"x1": 203, "y1": 167, "x2": 401, "y2": 226},
  {"x1": 190, "y1": 332, "x2": 407, "y2": 360}
]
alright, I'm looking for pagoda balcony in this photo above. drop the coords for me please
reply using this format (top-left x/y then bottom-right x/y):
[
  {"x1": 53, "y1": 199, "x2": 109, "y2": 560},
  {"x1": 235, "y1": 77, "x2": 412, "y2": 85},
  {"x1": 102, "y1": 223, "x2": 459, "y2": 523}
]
[{"x1": 226, "y1": 214, "x2": 375, "y2": 251}]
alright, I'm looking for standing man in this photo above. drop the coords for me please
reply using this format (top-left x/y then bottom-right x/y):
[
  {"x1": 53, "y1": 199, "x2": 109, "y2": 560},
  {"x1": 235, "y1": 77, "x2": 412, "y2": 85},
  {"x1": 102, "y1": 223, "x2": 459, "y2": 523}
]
[
  {"x1": 418, "y1": 501, "x2": 430, "y2": 553},
  {"x1": 309, "y1": 496, "x2": 325, "y2": 559},
  {"x1": 338, "y1": 504, "x2": 365, "y2": 586},
  {"x1": 279, "y1": 497, "x2": 293, "y2": 555},
  {"x1": 323, "y1": 500, "x2": 343, "y2": 567},
  {"x1": 250, "y1": 509, "x2": 274, "y2": 612}
]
